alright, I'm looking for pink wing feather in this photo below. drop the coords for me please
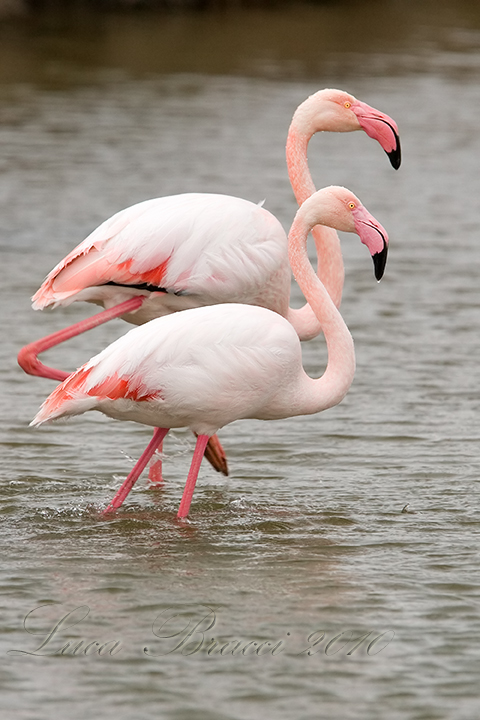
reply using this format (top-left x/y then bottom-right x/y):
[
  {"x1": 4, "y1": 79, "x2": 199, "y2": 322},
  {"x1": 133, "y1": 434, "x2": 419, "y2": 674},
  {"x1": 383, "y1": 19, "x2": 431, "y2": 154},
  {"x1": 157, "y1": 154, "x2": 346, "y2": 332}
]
[
  {"x1": 32, "y1": 193, "x2": 289, "y2": 312},
  {"x1": 32, "y1": 198, "x2": 171, "y2": 309},
  {"x1": 32, "y1": 362, "x2": 159, "y2": 425}
]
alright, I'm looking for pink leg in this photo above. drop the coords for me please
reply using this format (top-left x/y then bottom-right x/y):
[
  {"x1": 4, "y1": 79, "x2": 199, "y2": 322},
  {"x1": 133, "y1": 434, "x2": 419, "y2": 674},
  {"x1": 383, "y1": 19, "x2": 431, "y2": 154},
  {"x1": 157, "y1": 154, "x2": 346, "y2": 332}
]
[
  {"x1": 148, "y1": 440, "x2": 165, "y2": 486},
  {"x1": 177, "y1": 434, "x2": 210, "y2": 519},
  {"x1": 103, "y1": 427, "x2": 169, "y2": 513},
  {"x1": 17, "y1": 296, "x2": 146, "y2": 381}
]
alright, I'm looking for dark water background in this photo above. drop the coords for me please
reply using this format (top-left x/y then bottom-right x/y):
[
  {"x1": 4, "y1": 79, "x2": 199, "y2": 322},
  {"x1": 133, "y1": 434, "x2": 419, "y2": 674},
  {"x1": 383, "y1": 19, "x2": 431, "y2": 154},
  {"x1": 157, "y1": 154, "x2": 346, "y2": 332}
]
[{"x1": 1, "y1": 2, "x2": 480, "y2": 718}]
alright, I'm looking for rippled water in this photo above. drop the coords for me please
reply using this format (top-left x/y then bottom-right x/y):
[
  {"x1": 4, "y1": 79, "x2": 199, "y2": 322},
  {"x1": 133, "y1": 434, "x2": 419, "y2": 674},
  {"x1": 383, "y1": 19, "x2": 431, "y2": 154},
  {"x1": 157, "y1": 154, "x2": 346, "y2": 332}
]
[{"x1": 1, "y1": 4, "x2": 480, "y2": 719}]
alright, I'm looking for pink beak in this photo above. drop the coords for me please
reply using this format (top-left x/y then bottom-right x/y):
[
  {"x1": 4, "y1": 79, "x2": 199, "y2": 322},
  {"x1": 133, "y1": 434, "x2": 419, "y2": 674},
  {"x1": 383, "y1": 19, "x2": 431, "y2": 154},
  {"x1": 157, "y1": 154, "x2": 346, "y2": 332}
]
[
  {"x1": 352, "y1": 100, "x2": 401, "y2": 170},
  {"x1": 352, "y1": 205, "x2": 389, "y2": 281}
]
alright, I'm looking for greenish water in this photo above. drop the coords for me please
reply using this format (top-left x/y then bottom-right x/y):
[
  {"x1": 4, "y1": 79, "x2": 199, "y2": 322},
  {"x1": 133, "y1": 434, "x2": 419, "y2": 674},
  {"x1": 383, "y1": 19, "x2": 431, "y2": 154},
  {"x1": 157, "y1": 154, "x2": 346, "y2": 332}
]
[{"x1": 1, "y1": 3, "x2": 480, "y2": 719}]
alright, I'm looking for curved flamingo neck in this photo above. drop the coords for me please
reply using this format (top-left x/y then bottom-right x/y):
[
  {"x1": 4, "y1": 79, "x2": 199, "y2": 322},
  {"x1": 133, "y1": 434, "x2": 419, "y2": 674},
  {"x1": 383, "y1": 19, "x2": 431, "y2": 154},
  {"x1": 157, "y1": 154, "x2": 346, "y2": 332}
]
[
  {"x1": 285, "y1": 106, "x2": 345, "y2": 338},
  {"x1": 288, "y1": 209, "x2": 355, "y2": 414},
  {"x1": 286, "y1": 125, "x2": 315, "y2": 206}
]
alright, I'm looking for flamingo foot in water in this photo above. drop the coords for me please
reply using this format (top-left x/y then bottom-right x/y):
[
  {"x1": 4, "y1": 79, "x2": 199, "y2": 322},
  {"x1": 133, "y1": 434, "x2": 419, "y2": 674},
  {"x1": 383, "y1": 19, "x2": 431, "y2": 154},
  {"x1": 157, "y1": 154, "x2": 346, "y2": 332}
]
[{"x1": 104, "y1": 430, "x2": 209, "y2": 518}]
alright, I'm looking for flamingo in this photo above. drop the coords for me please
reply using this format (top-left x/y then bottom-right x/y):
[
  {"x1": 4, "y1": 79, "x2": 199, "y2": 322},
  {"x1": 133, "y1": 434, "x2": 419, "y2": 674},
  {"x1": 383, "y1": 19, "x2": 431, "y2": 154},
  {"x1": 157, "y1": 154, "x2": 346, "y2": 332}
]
[
  {"x1": 30, "y1": 185, "x2": 388, "y2": 518},
  {"x1": 18, "y1": 88, "x2": 399, "y2": 479}
]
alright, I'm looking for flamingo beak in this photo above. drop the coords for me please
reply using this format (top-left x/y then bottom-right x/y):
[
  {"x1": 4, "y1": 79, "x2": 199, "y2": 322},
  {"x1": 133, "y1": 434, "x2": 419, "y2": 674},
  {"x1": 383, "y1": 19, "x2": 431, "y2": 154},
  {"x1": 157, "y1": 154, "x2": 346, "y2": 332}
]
[
  {"x1": 372, "y1": 239, "x2": 388, "y2": 281},
  {"x1": 351, "y1": 100, "x2": 401, "y2": 170},
  {"x1": 386, "y1": 136, "x2": 401, "y2": 171},
  {"x1": 352, "y1": 206, "x2": 389, "y2": 281},
  {"x1": 388, "y1": 142, "x2": 401, "y2": 171}
]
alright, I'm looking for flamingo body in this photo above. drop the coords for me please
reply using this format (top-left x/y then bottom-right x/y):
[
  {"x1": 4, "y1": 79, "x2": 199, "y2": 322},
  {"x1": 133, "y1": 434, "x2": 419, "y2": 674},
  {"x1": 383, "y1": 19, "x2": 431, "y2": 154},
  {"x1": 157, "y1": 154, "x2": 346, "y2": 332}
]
[
  {"x1": 32, "y1": 194, "x2": 291, "y2": 326},
  {"x1": 32, "y1": 304, "x2": 310, "y2": 435}
]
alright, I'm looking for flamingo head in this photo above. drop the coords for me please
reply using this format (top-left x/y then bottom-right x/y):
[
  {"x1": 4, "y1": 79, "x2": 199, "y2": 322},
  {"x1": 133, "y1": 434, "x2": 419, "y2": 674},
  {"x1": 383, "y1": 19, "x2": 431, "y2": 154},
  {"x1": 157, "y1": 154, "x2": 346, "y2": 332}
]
[
  {"x1": 298, "y1": 186, "x2": 390, "y2": 281},
  {"x1": 302, "y1": 89, "x2": 401, "y2": 170}
]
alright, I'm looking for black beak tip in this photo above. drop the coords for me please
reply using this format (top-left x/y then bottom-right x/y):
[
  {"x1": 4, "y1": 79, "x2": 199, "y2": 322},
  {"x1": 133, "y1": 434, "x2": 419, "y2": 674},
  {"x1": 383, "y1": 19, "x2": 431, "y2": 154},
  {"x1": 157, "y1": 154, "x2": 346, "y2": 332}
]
[
  {"x1": 373, "y1": 243, "x2": 388, "y2": 281},
  {"x1": 386, "y1": 132, "x2": 401, "y2": 170}
]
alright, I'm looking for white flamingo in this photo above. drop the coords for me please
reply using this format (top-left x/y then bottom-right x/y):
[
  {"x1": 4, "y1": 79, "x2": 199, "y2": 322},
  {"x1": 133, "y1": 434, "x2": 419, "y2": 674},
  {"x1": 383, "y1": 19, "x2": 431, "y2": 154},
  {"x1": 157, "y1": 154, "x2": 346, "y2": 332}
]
[{"x1": 24, "y1": 89, "x2": 399, "y2": 341}]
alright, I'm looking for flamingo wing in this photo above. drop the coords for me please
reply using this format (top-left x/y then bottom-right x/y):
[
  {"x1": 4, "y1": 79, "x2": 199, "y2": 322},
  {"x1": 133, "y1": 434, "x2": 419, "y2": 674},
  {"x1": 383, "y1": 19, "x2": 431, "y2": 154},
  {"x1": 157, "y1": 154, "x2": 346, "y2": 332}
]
[{"x1": 32, "y1": 194, "x2": 289, "y2": 311}]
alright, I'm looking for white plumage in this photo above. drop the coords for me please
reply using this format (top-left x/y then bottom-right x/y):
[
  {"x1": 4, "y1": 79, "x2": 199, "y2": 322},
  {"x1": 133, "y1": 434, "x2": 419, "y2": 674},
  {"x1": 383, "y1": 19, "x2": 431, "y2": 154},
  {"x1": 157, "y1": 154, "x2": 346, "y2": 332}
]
[{"x1": 33, "y1": 194, "x2": 291, "y2": 325}]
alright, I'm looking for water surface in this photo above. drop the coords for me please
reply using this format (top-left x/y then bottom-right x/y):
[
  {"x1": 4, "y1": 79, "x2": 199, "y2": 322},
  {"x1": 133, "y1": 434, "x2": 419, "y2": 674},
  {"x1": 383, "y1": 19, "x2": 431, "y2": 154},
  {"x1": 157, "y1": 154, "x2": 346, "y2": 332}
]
[{"x1": 1, "y1": 4, "x2": 480, "y2": 719}]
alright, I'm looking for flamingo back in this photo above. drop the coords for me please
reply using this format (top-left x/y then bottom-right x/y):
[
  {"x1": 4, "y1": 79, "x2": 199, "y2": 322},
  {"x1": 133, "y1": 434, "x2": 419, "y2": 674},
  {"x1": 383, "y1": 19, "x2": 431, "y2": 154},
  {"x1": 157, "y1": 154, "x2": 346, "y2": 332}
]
[{"x1": 32, "y1": 194, "x2": 291, "y2": 320}]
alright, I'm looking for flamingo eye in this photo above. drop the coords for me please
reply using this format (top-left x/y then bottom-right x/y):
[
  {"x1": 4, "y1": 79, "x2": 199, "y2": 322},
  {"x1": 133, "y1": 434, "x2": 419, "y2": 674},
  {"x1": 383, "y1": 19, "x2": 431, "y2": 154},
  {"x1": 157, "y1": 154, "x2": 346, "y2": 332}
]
[
  {"x1": 344, "y1": 101, "x2": 352, "y2": 109},
  {"x1": 348, "y1": 201, "x2": 356, "y2": 209}
]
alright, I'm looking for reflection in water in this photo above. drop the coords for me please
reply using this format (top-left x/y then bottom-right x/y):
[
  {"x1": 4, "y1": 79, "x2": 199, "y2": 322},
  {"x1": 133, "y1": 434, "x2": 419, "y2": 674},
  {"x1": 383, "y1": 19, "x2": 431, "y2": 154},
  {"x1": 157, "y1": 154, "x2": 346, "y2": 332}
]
[{"x1": 2, "y1": 2, "x2": 480, "y2": 719}]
